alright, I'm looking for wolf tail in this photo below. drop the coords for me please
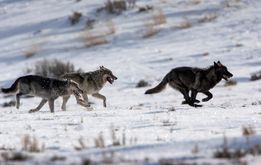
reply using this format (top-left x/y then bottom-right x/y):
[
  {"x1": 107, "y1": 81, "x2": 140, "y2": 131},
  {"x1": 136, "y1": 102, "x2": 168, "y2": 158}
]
[
  {"x1": 145, "y1": 75, "x2": 169, "y2": 94},
  {"x1": 1, "y1": 78, "x2": 20, "y2": 94}
]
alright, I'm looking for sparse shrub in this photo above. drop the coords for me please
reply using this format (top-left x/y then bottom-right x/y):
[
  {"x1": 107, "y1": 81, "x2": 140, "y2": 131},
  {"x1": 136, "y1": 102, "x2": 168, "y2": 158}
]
[
  {"x1": 190, "y1": 0, "x2": 201, "y2": 5},
  {"x1": 82, "y1": 159, "x2": 92, "y2": 165},
  {"x1": 142, "y1": 10, "x2": 166, "y2": 38},
  {"x1": 251, "y1": 101, "x2": 261, "y2": 106},
  {"x1": 198, "y1": 14, "x2": 218, "y2": 23},
  {"x1": 224, "y1": 79, "x2": 237, "y2": 87},
  {"x1": 85, "y1": 19, "x2": 96, "y2": 29},
  {"x1": 104, "y1": 0, "x2": 127, "y2": 14},
  {"x1": 1, "y1": 152, "x2": 28, "y2": 161},
  {"x1": 162, "y1": 119, "x2": 176, "y2": 127},
  {"x1": 242, "y1": 125, "x2": 255, "y2": 145},
  {"x1": 28, "y1": 59, "x2": 81, "y2": 78},
  {"x1": 74, "y1": 136, "x2": 88, "y2": 150},
  {"x1": 152, "y1": 9, "x2": 167, "y2": 26},
  {"x1": 81, "y1": 20, "x2": 115, "y2": 47},
  {"x1": 69, "y1": 11, "x2": 82, "y2": 25},
  {"x1": 250, "y1": 72, "x2": 261, "y2": 81},
  {"x1": 126, "y1": 0, "x2": 136, "y2": 8},
  {"x1": 106, "y1": 20, "x2": 116, "y2": 35},
  {"x1": 235, "y1": 43, "x2": 243, "y2": 47},
  {"x1": 81, "y1": 30, "x2": 108, "y2": 47},
  {"x1": 111, "y1": 125, "x2": 121, "y2": 146},
  {"x1": 175, "y1": 19, "x2": 192, "y2": 29},
  {"x1": 191, "y1": 144, "x2": 199, "y2": 154},
  {"x1": 21, "y1": 134, "x2": 44, "y2": 152},
  {"x1": 94, "y1": 132, "x2": 105, "y2": 148},
  {"x1": 138, "y1": 5, "x2": 154, "y2": 13},
  {"x1": 136, "y1": 80, "x2": 149, "y2": 88},
  {"x1": 2, "y1": 100, "x2": 16, "y2": 107},
  {"x1": 143, "y1": 23, "x2": 159, "y2": 38},
  {"x1": 223, "y1": 0, "x2": 242, "y2": 8},
  {"x1": 50, "y1": 155, "x2": 66, "y2": 162},
  {"x1": 24, "y1": 44, "x2": 40, "y2": 58},
  {"x1": 213, "y1": 135, "x2": 238, "y2": 159}
]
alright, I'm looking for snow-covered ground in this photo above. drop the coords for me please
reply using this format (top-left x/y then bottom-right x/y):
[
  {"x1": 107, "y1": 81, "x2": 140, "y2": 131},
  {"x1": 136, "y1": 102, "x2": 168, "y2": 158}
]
[{"x1": 0, "y1": 0, "x2": 261, "y2": 164}]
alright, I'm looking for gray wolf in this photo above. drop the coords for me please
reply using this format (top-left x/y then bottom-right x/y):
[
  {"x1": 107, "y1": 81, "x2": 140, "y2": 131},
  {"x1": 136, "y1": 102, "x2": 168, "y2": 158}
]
[
  {"x1": 60, "y1": 66, "x2": 117, "y2": 110},
  {"x1": 1, "y1": 75, "x2": 88, "y2": 113},
  {"x1": 145, "y1": 61, "x2": 233, "y2": 107}
]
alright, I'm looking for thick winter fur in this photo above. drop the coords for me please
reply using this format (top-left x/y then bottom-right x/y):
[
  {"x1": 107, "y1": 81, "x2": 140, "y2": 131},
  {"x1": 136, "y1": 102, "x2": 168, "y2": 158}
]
[
  {"x1": 60, "y1": 66, "x2": 117, "y2": 110},
  {"x1": 145, "y1": 61, "x2": 233, "y2": 107},
  {"x1": 1, "y1": 75, "x2": 88, "y2": 113}
]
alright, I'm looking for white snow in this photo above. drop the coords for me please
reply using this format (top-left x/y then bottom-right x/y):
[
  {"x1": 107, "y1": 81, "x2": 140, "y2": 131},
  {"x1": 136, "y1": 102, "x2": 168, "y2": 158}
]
[{"x1": 0, "y1": 0, "x2": 261, "y2": 164}]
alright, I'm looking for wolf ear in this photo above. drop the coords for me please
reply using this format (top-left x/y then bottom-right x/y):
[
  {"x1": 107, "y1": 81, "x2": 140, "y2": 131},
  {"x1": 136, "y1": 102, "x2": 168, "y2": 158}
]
[
  {"x1": 99, "y1": 66, "x2": 105, "y2": 70},
  {"x1": 214, "y1": 62, "x2": 218, "y2": 67}
]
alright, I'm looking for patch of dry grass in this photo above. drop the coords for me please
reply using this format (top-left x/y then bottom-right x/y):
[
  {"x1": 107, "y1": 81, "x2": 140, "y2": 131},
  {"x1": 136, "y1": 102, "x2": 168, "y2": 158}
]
[
  {"x1": 81, "y1": 20, "x2": 116, "y2": 47},
  {"x1": 142, "y1": 9, "x2": 167, "y2": 38},
  {"x1": 24, "y1": 44, "x2": 40, "y2": 58},
  {"x1": 21, "y1": 134, "x2": 44, "y2": 153},
  {"x1": 175, "y1": 19, "x2": 192, "y2": 29},
  {"x1": 190, "y1": 0, "x2": 201, "y2": 5},
  {"x1": 198, "y1": 14, "x2": 218, "y2": 23}
]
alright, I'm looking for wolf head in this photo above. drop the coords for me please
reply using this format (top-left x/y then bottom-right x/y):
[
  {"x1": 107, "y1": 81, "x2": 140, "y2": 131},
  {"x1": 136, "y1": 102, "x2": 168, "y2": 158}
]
[
  {"x1": 99, "y1": 66, "x2": 118, "y2": 84},
  {"x1": 214, "y1": 61, "x2": 233, "y2": 81}
]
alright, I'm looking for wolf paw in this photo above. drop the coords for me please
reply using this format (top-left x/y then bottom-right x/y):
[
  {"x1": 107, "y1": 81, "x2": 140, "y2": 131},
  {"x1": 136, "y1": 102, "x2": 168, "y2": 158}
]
[
  {"x1": 202, "y1": 98, "x2": 210, "y2": 102},
  {"x1": 182, "y1": 99, "x2": 200, "y2": 104},
  {"x1": 29, "y1": 109, "x2": 37, "y2": 113},
  {"x1": 188, "y1": 103, "x2": 203, "y2": 108}
]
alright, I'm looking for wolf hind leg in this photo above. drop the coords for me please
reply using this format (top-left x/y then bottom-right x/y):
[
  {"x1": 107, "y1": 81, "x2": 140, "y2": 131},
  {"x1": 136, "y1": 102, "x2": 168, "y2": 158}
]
[
  {"x1": 180, "y1": 89, "x2": 202, "y2": 107},
  {"x1": 48, "y1": 99, "x2": 55, "y2": 113},
  {"x1": 182, "y1": 90, "x2": 200, "y2": 104},
  {"x1": 202, "y1": 91, "x2": 213, "y2": 102},
  {"x1": 15, "y1": 93, "x2": 23, "y2": 109},
  {"x1": 29, "y1": 99, "x2": 47, "y2": 113},
  {"x1": 61, "y1": 95, "x2": 70, "y2": 111},
  {"x1": 92, "y1": 93, "x2": 107, "y2": 107}
]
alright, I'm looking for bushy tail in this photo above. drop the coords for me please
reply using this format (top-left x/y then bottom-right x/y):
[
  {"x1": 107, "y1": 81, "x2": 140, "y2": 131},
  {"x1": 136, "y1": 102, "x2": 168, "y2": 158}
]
[
  {"x1": 145, "y1": 75, "x2": 168, "y2": 94},
  {"x1": 1, "y1": 78, "x2": 20, "y2": 94}
]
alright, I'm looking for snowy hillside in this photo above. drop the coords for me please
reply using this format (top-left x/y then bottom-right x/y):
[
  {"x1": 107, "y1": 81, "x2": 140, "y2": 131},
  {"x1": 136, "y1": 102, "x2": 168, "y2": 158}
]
[{"x1": 0, "y1": 0, "x2": 261, "y2": 164}]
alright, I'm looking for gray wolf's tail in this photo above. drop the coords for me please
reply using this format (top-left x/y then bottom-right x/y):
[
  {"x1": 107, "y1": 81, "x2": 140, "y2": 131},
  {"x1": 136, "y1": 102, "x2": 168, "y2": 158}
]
[
  {"x1": 1, "y1": 78, "x2": 20, "y2": 94},
  {"x1": 145, "y1": 75, "x2": 168, "y2": 94}
]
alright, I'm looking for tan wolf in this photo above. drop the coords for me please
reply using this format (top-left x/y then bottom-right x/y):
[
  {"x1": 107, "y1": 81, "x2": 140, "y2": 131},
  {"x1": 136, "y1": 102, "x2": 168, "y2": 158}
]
[
  {"x1": 145, "y1": 61, "x2": 233, "y2": 107},
  {"x1": 60, "y1": 66, "x2": 117, "y2": 110},
  {"x1": 1, "y1": 75, "x2": 88, "y2": 113}
]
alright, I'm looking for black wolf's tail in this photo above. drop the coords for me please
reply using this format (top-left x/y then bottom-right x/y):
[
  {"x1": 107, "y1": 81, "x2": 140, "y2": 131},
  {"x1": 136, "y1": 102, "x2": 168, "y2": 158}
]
[
  {"x1": 145, "y1": 75, "x2": 168, "y2": 94},
  {"x1": 1, "y1": 78, "x2": 20, "y2": 94}
]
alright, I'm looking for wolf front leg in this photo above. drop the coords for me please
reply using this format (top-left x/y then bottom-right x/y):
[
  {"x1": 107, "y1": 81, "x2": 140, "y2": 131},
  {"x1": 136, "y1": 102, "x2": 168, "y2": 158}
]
[
  {"x1": 29, "y1": 99, "x2": 47, "y2": 113},
  {"x1": 75, "y1": 93, "x2": 90, "y2": 108},
  {"x1": 92, "y1": 93, "x2": 107, "y2": 107}
]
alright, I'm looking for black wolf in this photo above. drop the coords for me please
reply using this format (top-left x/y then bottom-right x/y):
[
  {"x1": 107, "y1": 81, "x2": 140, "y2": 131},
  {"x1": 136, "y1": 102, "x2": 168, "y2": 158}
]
[{"x1": 145, "y1": 61, "x2": 233, "y2": 107}]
